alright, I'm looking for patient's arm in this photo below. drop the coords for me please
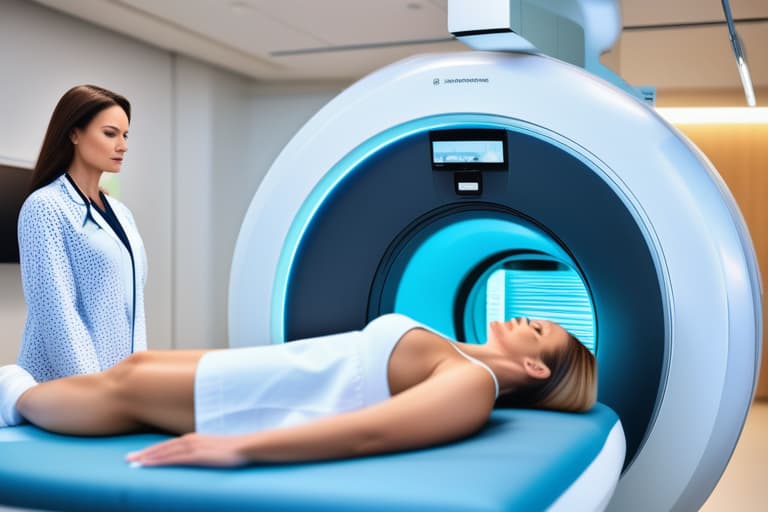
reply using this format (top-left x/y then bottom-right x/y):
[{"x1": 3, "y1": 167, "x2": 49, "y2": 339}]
[{"x1": 126, "y1": 363, "x2": 497, "y2": 467}]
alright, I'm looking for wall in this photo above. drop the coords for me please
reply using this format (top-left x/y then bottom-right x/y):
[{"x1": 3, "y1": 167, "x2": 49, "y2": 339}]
[
  {"x1": 172, "y1": 60, "x2": 342, "y2": 348},
  {"x1": 0, "y1": 0, "x2": 343, "y2": 362}
]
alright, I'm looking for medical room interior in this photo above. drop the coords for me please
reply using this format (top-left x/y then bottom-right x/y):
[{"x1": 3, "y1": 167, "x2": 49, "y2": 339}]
[{"x1": 0, "y1": 0, "x2": 766, "y2": 510}]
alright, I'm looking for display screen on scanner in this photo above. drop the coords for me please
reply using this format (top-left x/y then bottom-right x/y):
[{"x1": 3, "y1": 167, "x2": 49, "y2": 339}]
[{"x1": 432, "y1": 140, "x2": 505, "y2": 164}]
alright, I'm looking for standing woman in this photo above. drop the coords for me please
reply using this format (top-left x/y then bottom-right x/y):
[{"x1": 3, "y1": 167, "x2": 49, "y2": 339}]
[{"x1": 16, "y1": 85, "x2": 147, "y2": 382}]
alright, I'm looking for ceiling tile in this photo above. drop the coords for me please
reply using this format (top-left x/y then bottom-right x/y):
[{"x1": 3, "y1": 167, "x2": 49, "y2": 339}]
[
  {"x1": 249, "y1": 0, "x2": 450, "y2": 49},
  {"x1": 119, "y1": 0, "x2": 326, "y2": 55},
  {"x1": 619, "y1": 23, "x2": 768, "y2": 89},
  {"x1": 270, "y1": 39, "x2": 466, "y2": 80},
  {"x1": 621, "y1": 0, "x2": 768, "y2": 27}
]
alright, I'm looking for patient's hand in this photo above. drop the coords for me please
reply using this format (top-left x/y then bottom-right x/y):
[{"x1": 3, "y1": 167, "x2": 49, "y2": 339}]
[{"x1": 126, "y1": 433, "x2": 248, "y2": 468}]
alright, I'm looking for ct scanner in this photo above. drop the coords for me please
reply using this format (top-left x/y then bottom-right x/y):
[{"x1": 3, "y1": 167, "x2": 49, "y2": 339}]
[
  {"x1": 227, "y1": 2, "x2": 762, "y2": 510},
  {"x1": 0, "y1": 1, "x2": 762, "y2": 511}
]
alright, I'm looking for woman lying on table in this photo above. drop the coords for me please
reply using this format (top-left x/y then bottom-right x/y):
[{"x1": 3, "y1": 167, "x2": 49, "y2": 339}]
[{"x1": 0, "y1": 313, "x2": 596, "y2": 467}]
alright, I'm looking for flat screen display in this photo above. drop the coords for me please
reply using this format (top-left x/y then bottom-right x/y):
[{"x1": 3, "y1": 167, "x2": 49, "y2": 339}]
[
  {"x1": 430, "y1": 129, "x2": 508, "y2": 171},
  {"x1": 432, "y1": 140, "x2": 504, "y2": 164},
  {"x1": 0, "y1": 164, "x2": 31, "y2": 263}
]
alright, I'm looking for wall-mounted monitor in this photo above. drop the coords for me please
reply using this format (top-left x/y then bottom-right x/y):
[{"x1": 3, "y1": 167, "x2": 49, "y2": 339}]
[
  {"x1": 430, "y1": 129, "x2": 508, "y2": 171},
  {"x1": 0, "y1": 164, "x2": 32, "y2": 263}
]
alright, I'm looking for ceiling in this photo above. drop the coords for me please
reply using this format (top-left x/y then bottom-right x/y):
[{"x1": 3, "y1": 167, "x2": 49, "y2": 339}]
[{"x1": 32, "y1": 0, "x2": 768, "y2": 96}]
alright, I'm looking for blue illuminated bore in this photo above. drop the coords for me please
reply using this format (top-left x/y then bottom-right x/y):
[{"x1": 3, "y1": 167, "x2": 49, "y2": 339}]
[
  {"x1": 392, "y1": 215, "x2": 595, "y2": 351},
  {"x1": 270, "y1": 114, "x2": 596, "y2": 345}
]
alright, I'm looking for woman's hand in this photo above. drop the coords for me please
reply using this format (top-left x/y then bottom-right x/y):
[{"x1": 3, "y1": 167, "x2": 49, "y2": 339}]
[{"x1": 126, "y1": 433, "x2": 249, "y2": 468}]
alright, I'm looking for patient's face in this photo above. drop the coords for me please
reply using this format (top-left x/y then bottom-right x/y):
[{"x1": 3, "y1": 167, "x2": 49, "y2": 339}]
[{"x1": 488, "y1": 317, "x2": 569, "y2": 359}]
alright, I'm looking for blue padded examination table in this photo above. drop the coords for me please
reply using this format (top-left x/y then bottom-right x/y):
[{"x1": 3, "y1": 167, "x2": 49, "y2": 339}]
[{"x1": 0, "y1": 403, "x2": 623, "y2": 511}]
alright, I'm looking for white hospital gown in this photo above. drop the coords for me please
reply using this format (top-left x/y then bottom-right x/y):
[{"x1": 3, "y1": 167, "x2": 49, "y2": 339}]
[{"x1": 16, "y1": 175, "x2": 147, "y2": 381}]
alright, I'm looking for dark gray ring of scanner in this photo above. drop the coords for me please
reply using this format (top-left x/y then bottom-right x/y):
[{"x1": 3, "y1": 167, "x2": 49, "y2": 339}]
[{"x1": 283, "y1": 128, "x2": 664, "y2": 470}]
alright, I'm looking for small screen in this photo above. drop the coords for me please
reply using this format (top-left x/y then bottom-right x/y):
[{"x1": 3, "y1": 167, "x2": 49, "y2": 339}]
[
  {"x1": 432, "y1": 140, "x2": 505, "y2": 164},
  {"x1": 430, "y1": 129, "x2": 508, "y2": 171}
]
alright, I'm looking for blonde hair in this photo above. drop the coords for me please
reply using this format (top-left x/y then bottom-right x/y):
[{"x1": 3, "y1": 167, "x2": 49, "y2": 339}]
[{"x1": 497, "y1": 333, "x2": 597, "y2": 413}]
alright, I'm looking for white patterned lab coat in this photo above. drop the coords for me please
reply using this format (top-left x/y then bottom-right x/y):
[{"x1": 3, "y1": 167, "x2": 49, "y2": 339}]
[{"x1": 17, "y1": 174, "x2": 147, "y2": 382}]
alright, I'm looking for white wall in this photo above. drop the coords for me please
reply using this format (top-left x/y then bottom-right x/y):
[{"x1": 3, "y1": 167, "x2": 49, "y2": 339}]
[
  {"x1": 173, "y1": 60, "x2": 341, "y2": 348},
  {"x1": 0, "y1": 0, "x2": 345, "y2": 361}
]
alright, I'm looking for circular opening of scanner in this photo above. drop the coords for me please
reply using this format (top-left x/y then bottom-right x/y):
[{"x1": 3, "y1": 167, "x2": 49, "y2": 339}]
[{"x1": 372, "y1": 209, "x2": 596, "y2": 352}]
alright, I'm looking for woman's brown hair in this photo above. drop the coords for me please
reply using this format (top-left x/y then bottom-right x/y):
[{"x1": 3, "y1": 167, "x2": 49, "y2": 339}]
[
  {"x1": 497, "y1": 332, "x2": 597, "y2": 413},
  {"x1": 29, "y1": 84, "x2": 130, "y2": 195}
]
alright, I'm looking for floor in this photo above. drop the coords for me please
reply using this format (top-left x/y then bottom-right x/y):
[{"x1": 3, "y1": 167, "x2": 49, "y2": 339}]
[
  {"x1": 700, "y1": 400, "x2": 768, "y2": 511},
  {"x1": 1, "y1": 401, "x2": 766, "y2": 511}
]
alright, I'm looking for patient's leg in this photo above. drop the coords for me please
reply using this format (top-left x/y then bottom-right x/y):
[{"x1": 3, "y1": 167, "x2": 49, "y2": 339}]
[{"x1": 17, "y1": 350, "x2": 209, "y2": 436}]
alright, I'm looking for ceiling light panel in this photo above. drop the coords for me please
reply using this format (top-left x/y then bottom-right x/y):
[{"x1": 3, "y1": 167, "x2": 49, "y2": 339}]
[{"x1": 619, "y1": 23, "x2": 767, "y2": 89}]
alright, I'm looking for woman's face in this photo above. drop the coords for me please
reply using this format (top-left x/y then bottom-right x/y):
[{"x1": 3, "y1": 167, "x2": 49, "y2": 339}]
[
  {"x1": 488, "y1": 317, "x2": 569, "y2": 359},
  {"x1": 70, "y1": 105, "x2": 129, "y2": 174}
]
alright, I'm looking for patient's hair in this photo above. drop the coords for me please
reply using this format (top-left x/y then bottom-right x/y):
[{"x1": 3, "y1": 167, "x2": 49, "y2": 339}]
[{"x1": 496, "y1": 332, "x2": 597, "y2": 413}]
